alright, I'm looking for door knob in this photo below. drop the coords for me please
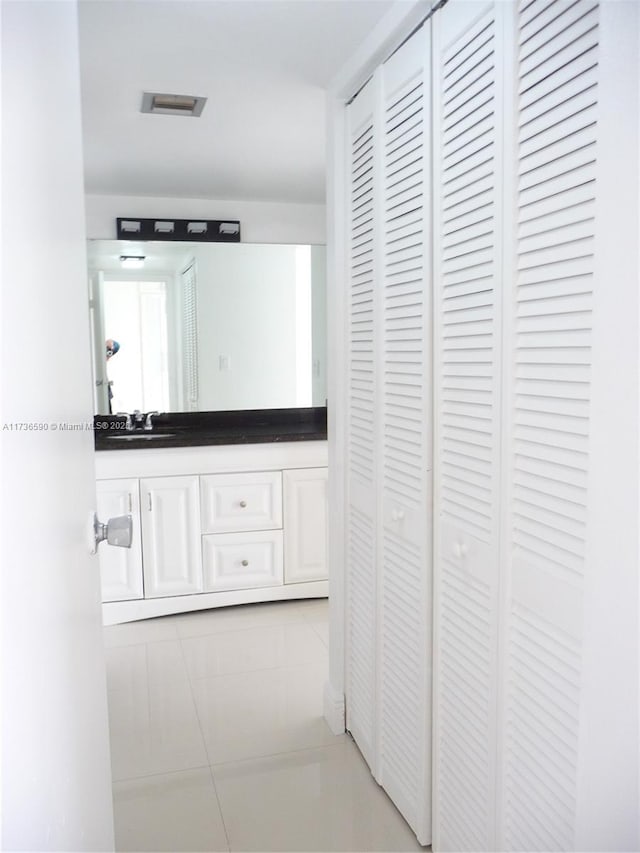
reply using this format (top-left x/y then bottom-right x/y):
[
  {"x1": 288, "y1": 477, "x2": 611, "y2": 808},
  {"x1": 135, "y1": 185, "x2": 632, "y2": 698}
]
[
  {"x1": 87, "y1": 511, "x2": 133, "y2": 555},
  {"x1": 391, "y1": 508, "x2": 405, "y2": 522},
  {"x1": 452, "y1": 542, "x2": 468, "y2": 559}
]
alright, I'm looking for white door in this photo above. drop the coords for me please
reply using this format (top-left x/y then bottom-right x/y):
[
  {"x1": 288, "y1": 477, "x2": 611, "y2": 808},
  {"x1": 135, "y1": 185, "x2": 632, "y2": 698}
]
[
  {"x1": 344, "y1": 25, "x2": 433, "y2": 844},
  {"x1": 1, "y1": 2, "x2": 114, "y2": 850},
  {"x1": 345, "y1": 76, "x2": 378, "y2": 771},
  {"x1": 377, "y1": 25, "x2": 432, "y2": 844},
  {"x1": 97, "y1": 479, "x2": 143, "y2": 602},
  {"x1": 140, "y1": 476, "x2": 203, "y2": 597},
  {"x1": 431, "y1": 1, "x2": 640, "y2": 849},
  {"x1": 432, "y1": 2, "x2": 504, "y2": 848}
]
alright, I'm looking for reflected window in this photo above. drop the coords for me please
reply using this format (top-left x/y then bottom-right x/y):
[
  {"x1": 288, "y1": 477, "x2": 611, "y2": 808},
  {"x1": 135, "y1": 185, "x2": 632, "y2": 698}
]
[{"x1": 103, "y1": 279, "x2": 170, "y2": 413}]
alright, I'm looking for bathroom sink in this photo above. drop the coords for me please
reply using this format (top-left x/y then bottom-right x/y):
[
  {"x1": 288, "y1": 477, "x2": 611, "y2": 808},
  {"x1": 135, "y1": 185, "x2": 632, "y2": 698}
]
[{"x1": 106, "y1": 433, "x2": 177, "y2": 441}]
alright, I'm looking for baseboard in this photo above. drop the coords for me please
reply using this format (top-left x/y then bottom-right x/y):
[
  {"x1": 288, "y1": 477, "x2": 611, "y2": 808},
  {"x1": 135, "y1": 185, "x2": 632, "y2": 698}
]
[{"x1": 323, "y1": 680, "x2": 346, "y2": 735}]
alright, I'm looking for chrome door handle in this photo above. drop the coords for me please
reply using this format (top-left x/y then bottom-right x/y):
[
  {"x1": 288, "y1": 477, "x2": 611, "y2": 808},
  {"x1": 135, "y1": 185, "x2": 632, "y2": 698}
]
[{"x1": 87, "y1": 511, "x2": 133, "y2": 554}]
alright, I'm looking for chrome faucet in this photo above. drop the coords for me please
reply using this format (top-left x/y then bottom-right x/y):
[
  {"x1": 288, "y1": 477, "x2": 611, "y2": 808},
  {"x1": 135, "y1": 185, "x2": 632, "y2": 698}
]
[
  {"x1": 115, "y1": 410, "x2": 161, "y2": 431},
  {"x1": 116, "y1": 412, "x2": 134, "y2": 431},
  {"x1": 144, "y1": 411, "x2": 160, "y2": 431}
]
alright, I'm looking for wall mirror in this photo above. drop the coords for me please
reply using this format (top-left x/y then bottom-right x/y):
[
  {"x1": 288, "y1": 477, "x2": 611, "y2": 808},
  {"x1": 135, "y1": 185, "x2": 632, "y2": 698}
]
[{"x1": 87, "y1": 240, "x2": 326, "y2": 415}]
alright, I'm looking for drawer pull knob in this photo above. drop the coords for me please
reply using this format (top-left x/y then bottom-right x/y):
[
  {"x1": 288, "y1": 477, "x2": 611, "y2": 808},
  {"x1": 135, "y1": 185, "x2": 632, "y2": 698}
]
[
  {"x1": 241, "y1": 559, "x2": 249, "y2": 567},
  {"x1": 239, "y1": 500, "x2": 247, "y2": 508}
]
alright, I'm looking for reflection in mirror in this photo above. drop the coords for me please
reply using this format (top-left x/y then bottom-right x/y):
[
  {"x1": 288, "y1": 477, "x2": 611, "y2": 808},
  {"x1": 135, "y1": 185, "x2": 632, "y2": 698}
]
[{"x1": 87, "y1": 241, "x2": 327, "y2": 415}]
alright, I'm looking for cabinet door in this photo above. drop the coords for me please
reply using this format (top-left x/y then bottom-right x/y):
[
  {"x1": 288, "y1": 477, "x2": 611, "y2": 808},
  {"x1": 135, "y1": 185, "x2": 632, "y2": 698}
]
[
  {"x1": 96, "y1": 478, "x2": 143, "y2": 602},
  {"x1": 140, "y1": 476, "x2": 202, "y2": 598},
  {"x1": 283, "y1": 468, "x2": 327, "y2": 583}
]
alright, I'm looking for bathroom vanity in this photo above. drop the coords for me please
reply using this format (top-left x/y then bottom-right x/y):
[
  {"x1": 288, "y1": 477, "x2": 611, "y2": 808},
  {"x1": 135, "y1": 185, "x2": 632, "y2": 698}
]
[
  {"x1": 89, "y1": 239, "x2": 329, "y2": 625},
  {"x1": 95, "y1": 409, "x2": 328, "y2": 625}
]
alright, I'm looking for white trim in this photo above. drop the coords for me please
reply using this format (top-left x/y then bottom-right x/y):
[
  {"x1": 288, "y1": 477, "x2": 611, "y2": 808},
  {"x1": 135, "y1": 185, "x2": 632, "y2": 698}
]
[
  {"x1": 95, "y1": 440, "x2": 328, "y2": 479},
  {"x1": 325, "y1": 90, "x2": 348, "y2": 732},
  {"x1": 322, "y1": 681, "x2": 346, "y2": 736},
  {"x1": 574, "y1": 3, "x2": 640, "y2": 847},
  {"x1": 103, "y1": 581, "x2": 328, "y2": 625},
  {"x1": 329, "y1": 0, "x2": 431, "y2": 101}
]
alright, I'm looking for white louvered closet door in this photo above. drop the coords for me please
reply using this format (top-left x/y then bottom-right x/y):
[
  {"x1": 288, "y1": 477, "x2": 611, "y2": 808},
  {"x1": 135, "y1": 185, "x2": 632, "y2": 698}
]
[
  {"x1": 499, "y1": 1, "x2": 600, "y2": 848},
  {"x1": 345, "y1": 78, "x2": 378, "y2": 771},
  {"x1": 432, "y1": 2, "x2": 505, "y2": 849},
  {"x1": 378, "y1": 25, "x2": 432, "y2": 845}
]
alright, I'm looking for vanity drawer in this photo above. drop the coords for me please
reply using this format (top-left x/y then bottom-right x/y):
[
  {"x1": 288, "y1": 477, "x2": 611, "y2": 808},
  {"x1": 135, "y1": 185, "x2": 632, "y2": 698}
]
[
  {"x1": 202, "y1": 530, "x2": 283, "y2": 591},
  {"x1": 200, "y1": 472, "x2": 282, "y2": 533}
]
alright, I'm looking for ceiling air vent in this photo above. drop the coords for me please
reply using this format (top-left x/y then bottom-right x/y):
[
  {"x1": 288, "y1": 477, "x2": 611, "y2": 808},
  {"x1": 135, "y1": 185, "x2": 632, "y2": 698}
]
[{"x1": 141, "y1": 92, "x2": 207, "y2": 117}]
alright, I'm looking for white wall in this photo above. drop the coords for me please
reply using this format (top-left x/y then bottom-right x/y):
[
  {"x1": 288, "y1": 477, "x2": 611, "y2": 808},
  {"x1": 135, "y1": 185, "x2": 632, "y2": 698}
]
[
  {"x1": 85, "y1": 193, "x2": 326, "y2": 245},
  {"x1": 193, "y1": 244, "x2": 300, "y2": 411}
]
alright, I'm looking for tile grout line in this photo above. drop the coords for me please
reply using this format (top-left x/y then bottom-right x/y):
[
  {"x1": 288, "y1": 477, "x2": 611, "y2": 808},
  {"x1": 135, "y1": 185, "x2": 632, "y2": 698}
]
[
  {"x1": 182, "y1": 648, "x2": 330, "y2": 684},
  {"x1": 207, "y1": 736, "x2": 349, "y2": 771},
  {"x1": 112, "y1": 764, "x2": 212, "y2": 785},
  {"x1": 175, "y1": 605, "x2": 339, "y2": 848},
  {"x1": 206, "y1": 764, "x2": 232, "y2": 853},
  {"x1": 176, "y1": 630, "x2": 233, "y2": 852},
  {"x1": 174, "y1": 601, "x2": 316, "y2": 641}
]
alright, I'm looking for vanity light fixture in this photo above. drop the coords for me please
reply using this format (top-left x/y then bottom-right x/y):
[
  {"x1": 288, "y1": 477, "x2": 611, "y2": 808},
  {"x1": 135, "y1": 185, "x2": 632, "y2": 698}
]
[
  {"x1": 119, "y1": 255, "x2": 145, "y2": 270},
  {"x1": 120, "y1": 220, "x2": 141, "y2": 233},
  {"x1": 187, "y1": 222, "x2": 207, "y2": 235},
  {"x1": 141, "y1": 92, "x2": 207, "y2": 117},
  {"x1": 116, "y1": 217, "x2": 240, "y2": 242}
]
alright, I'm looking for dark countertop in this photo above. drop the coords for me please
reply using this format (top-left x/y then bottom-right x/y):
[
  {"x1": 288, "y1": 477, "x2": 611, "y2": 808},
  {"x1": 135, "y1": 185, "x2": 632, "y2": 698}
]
[{"x1": 94, "y1": 407, "x2": 328, "y2": 451}]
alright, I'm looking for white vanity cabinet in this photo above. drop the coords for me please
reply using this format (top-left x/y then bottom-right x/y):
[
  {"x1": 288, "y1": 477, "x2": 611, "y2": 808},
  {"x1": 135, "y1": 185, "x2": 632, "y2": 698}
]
[
  {"x1": 140, "y1": 476, "x2": 202, "y2": 598},
  {"x1": 97, "y1": 478, "x2": 143, "y2": 602},
  {"x1": 283, "y1": 468, "x2": 328, "y2": 584},
  {"x1": 201, "y1": 471, "x2": 284, "y2": 591},
  {"x1": 95, "y1": 441, "x2": 328, "y2": 624}
]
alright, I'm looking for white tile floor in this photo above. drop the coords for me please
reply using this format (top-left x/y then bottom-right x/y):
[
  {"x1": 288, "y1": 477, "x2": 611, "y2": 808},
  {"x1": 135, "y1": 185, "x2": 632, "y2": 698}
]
[{"x1": 104, "y1": 598, "x2": 424, "y2": 852}]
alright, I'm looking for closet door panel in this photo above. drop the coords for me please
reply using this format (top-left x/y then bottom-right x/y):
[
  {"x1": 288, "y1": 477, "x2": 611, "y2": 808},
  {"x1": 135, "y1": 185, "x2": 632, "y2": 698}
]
[
  {"x1": 432, "y1": 3, "x2": 503, "y2": 849},
  {"x1": 345, "y1": 79, "x2": 378, "y2": 769},
  {"x1": 499, "y1": 1, "x2": 600, "y2": 848},
  {"x1": 378, "y1": 25, "x2": 432, "y2": 844}
]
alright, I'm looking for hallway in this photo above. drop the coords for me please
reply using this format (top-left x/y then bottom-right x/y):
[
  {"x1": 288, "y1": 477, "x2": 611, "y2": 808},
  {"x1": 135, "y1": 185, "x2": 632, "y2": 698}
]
[{"x1": 104, "y1": 599, "x2": 422, "y2": 851}]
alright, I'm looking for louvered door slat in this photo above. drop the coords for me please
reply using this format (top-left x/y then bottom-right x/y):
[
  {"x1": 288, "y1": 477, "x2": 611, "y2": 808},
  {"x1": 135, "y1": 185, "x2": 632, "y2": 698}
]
[
  {"x1": 499, "y1": 1, "x2": 599, "y2": 848},
  {"x1": 433, "y1": 2, "x2": 502, "y2": 849},
  {"x1": 377, "y1": 24, "x2": 432, "y2": 846},
  {"x1": 345, "y1": 81, "x2": 377, "y2": 770}
]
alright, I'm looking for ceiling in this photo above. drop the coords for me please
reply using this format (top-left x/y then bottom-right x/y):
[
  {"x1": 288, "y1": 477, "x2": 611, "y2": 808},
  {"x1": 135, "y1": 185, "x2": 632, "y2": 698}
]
[{"x1": 78, "y1": 0, "x2": 396, "y2": 205}]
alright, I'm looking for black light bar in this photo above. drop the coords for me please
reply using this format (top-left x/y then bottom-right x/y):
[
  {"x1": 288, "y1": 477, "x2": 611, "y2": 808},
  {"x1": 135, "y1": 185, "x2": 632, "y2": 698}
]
[{"x1": 116, "y1": 217, "x2": 241, "y2": 243}]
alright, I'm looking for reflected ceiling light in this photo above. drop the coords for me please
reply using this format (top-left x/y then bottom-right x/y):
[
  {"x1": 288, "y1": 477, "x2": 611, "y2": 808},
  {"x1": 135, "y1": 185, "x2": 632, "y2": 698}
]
[
  {"x1": 141, "y1": 92, "x2": 207, "y2": 117},
  {"x1": 119, "y1": 255, "x2": 145, "y2": 270}
]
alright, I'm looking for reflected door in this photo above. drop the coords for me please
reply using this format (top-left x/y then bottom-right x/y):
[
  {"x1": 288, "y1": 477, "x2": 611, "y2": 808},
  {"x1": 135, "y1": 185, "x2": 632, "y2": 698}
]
[{"x1": 103, "y1": 278, "x2": 171, "y2": 413}]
